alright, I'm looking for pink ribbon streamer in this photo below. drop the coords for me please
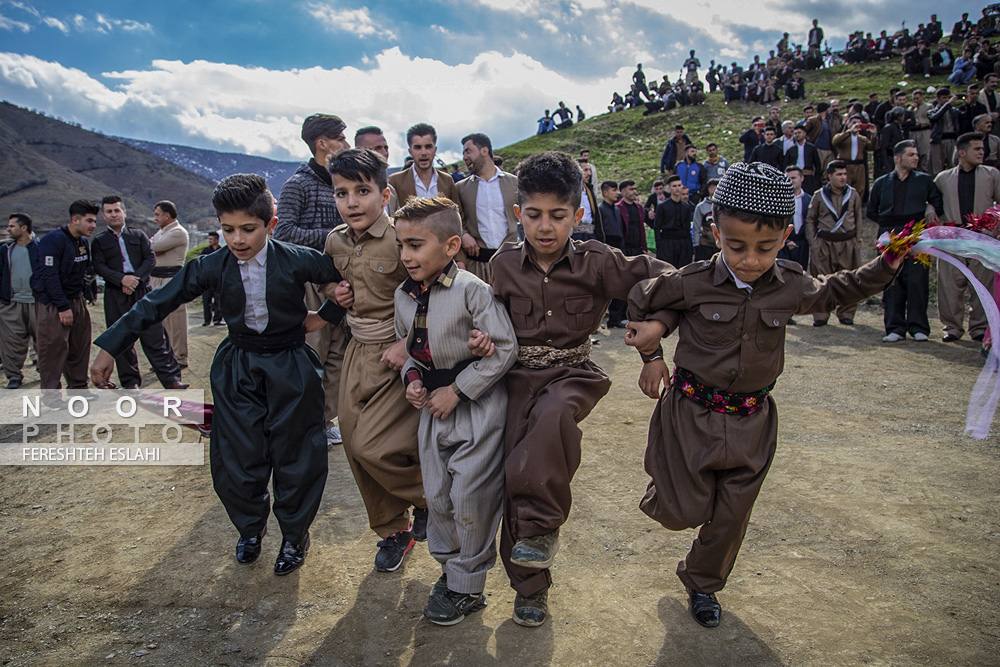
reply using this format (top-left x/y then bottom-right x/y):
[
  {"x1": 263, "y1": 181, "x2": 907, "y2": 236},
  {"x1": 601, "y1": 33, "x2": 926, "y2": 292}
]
[{"x1": 919, "y1": 245, "x2": 1000, "y2": 439}]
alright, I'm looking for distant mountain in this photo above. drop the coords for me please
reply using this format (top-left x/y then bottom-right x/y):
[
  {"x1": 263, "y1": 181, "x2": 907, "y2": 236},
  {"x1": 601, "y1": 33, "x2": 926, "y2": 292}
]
[
  {"x1": 0, "y1": 101, "x2": 217, "y2": 234},
  {"x1": 117, "y1": 138, "x2": 301, "y2": 190}
]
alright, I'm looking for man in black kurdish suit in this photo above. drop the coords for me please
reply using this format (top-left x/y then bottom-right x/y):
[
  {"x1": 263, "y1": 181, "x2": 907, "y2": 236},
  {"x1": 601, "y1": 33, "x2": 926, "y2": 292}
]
[{"x1": 92, "y1": 195, "x2": 187, "y2": 389}]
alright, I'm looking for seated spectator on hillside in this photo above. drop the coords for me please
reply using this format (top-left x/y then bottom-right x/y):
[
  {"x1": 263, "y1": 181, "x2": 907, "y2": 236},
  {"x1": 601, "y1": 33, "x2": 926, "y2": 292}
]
[
  {"x1": 724, "y1": 63, "x2": 745, "y2": 104},
  {"x1": 874, "y1": 31, "x2": 894, "y2": 59},
  {"x1": 974, "y1": 41, "x2": 997, "y2": 79},
  {"x1": 893, "y1": 28, "x2": 915, "y2": 54},
  {"x1": 642, "y1": 92, "x2": 666, "y2": 116},
  {"x1": 609, "y1": 92, "x2": 625, "y2": 112},
  {"x1": 926, "y1": 14, "x2": 943, "y2": 44},
  {"x1": 952, "y1": 13, "x2": 973, "y2": 42},
  {"x1": 773, "y1": 60, "x2": 794, "y2": 88},
  {"x1": 660, "y1": 125, "x2": 692, "y2": 175},
  {"x1": 537, "y1": 110, "x2": 555, "y2": 134},
  {"x1": 749, "y1": 126, "x2": 785, "y2": 169},
  {"x1": 700, "y1": 144, "x2": 728, "y2": 182},
  {"x1": 625, "y1": 85, "x2": 644, "y2": 109},
  {"x1": 979, "y1": 8, "x2": 998, "y2": 38},
  {"x1": 949, "y1": 48, "x2": 977, "y2": 86},
  {"x1": 576, "y1": 105, "x2": 586, "y2": 122},
  {"x1": 766, "y1": 50, "x2": 781, "y2": 72},
  {"x1": 739, "y1": 117, "x2": 766, "y2": 161},
  {"x1": 904, "y1": 41, "x2": 932, "y2": 77},
  {"x1": 777, "y1": 32, "x2": 790, "y2": 56},
  {"x1": 689, "y1": 81, "x2": 707, "y2": 105},
  {"x1": 554, "y1": 101, "x2": 574, "y2": 129},
  {"x1": 706, "y1": 65, "x2": 720, "y2": 93},
  {"x1": 785, "y1": 70, "x2": 806, "y2": 100}
]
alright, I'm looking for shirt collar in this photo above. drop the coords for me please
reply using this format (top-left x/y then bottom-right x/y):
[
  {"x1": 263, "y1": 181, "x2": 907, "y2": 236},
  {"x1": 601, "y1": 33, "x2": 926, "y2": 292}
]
[
  {"x1": 349, "y1": 211, "x2": 391, "y2": 242},
  {"x1": 402, "y1": 259, "x2": 458, "y2": 299},
  {"x1": 712, "y1": 253, "x2": 784, "y2": 290},
  {"x1": 238, "y1": 240, "x2": 269, "y2": 267},
  {"x1": 518, "y1": 239, "x2": 577, "y2": 273},
  {"x1": 473, "y1": 169, "x2": 502, "y2": 184},
  {"x1": 412, "y1": 165, "x2": 438, "y2": 188}
]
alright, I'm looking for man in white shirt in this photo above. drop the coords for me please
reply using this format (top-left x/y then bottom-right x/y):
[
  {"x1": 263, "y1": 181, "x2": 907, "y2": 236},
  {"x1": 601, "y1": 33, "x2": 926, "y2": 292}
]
[
  {"x1": 456, "y1": 133, "x2": 518, "y2": 283},
  {"x1": 388, "y1": 123, "x2": 462, "y2": 211}
]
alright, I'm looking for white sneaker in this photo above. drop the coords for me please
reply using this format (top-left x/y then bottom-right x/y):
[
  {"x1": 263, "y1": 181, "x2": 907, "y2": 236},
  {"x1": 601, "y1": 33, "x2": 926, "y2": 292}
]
[
  {"x1": 326, "y1": 425, "x2": 342, "y2": 447},
  {"x1": 882, "y1": 333, "x2": 904, "y2": 342},
  {"x1": 912, "y1": 333, "x2": 929, "y2": 341}
]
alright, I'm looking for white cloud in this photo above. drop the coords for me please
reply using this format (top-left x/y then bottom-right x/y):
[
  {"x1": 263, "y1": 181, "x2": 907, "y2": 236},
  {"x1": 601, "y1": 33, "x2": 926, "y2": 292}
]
[
  {"x1": 305, "y1": 2, "x2": 397, "y2": 41},
  {"x1": 0, "y1": 13, "x2": 30, "y2": 31},
  {"x1": 41, "y1": 16, "x2": 68, "y2": 34},
  {"x1": 63, "y1": 12, "x2": 153, "y2": 34},
  {"x1": 0, "y1": 49, "x2": 631, "y2": 166}
]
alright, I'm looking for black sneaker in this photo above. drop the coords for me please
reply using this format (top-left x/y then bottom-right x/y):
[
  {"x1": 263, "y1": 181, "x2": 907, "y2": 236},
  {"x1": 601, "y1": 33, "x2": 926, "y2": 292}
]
[
  {"x1": 423, "y1": 589, "x2": 487, "y2": 626},
  {"x1": 411, "y1": 507, "x2": 428, "y2": 542},
  {"x1": 374, "y1": 530, "x2": 415, "y2": 572}
]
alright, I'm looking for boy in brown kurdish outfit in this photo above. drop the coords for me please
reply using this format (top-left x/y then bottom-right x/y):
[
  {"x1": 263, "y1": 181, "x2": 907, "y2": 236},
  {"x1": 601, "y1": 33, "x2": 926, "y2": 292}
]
[
  {"x1": 324, "y1": 149, "x2": 428, "y2": 573},
  {"x1": 489, "y1": 151, "x2": 674, "y2": 627},
  {"x1": 625, "y1": 161, "x2": 903, "y2": 628}
]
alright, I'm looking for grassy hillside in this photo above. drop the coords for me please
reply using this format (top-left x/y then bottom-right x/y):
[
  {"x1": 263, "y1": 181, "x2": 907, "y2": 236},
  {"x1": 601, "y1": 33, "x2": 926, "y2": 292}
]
[
  {"x1": 0, "y1": 102, "x2": 218, "y2": 234},
  {"x1": 494, "y1": 59, "x2": 946, "y2": 192}
]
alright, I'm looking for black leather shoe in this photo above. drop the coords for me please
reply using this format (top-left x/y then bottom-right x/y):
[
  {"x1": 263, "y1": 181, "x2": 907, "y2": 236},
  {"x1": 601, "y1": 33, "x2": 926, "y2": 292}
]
[
  {"x1": 687, "y1": 588, "x2": 721, "y2": 627},
  {"x1": 943, "y1": 333, "x2": 960, "y2": 342},
  {"x1": 972, "y1": 333, "x2": 985, "y2": 342},
  {"x1": 813, "y1": 319, "x2": 828, "y2": 327},
  {"x1": 838, "y1": 318, "x2": 854, "y2": 326},
  {"x1": 6, "y1": 377, "x2": 21, "y2": 389},
  {"x1": 274, "y1": 533, "x2": 309, "y2": 575},
  {"x1": 164, "y1": 381, "x2": 190, "y2": 390},
  {"x1": 236, "y1": 526, "x2": 266, "y2": 564},
  {"x1": 412, "y1": 507, "x2": 428, "y2": 542}
]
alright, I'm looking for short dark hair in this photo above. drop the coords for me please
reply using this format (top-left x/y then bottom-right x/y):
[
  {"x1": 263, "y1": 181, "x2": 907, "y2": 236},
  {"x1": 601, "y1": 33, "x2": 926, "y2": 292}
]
[
  {"x1": 393, "y1": 196, "x2": 462, "y2": 241},
  {"x1": 328, "y1": 148, "x2": 389, "y2": 192},
  {"x1": 666, "y1": 174, "x2": 682, "y2": 184},
  {"x1": 652, "y1": 179, "x2": 664, "y2": 188},
  {"x1": 406, "y1": 122, "x2": 437, "y2": 147},
  {"x1": 208, "y1": 231, "x2": 219, "y2": 239},
  {"x1": 69, "y1": 200, "x2": 99, "y2": 218},
  {"x1": 9, "y1": 212, "x2": 32, "y2": 232},
  {"x1": 100, "y1": 194, "x2": 123, "y2": 208},
  {"x1": 764, "y1": 125, "x2": 776, "y2": 133},
  {"x1": 155, "y1": 200, "x2": 177, "y2": 219},
  {"x1": 515, "y1": 151, "x2": 582, "y2": 206},
  {"x1": 784, "y1": 165, "x2": 803, "y2": 175},
  {"x1": 599, "y1": 181, "x2": 618, "y2": 194},
  {"x1": 674, "y1": 124, "x2": 684, "y2": 130},
  {"x1": 894, "y1": 139, "x2": 918, "y2": 156},
  {"x1": 354, "y1": 126, "x2": 383, "y2": 143},
  {"x1": 212, "y1": 174, "x2": 274, "y2": 224},
  {"x1": 706, "y1": 142, "x2": 718, "y2": 149},
  {"x1": 618, "y1": 179, "x2": 636, "y2": 190},
  {"x1": 301, "y1": 113, "x2": 346, "y2": 155},
  {"x1": 936, "y1": 87, "x2": 951, "y2": 97},
  {"x1": 957, "y1": 132, "x2": 986, "y2": 152},
  {"x1": 461, "y1": 133, "x2": 493, "y2": 158},
  {"x1": 826, "y1": 160, "x2": 848, "y2": 175},
  {"x1": 706, "y1": 178, "x2": 721, "y2": 189}
]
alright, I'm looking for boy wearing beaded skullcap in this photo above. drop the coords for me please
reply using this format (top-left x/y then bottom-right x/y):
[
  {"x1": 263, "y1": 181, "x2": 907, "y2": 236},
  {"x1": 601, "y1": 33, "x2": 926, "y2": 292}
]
[
  {"x1": 625, "y1": 161, "x2": 903, "y2": 629},
  {"x1": 489, "y1": 151, "x2": 674, "y2": 627}
]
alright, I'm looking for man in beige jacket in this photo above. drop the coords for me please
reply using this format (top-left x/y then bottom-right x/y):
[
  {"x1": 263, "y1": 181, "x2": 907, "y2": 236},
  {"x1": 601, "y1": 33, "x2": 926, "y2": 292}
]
[
  {"x1": 150, "y1": 200, "x2": 189, "y2": 366},
  {"x1": 934, "y1": 132, "x2": 1000, "y2": 342}
]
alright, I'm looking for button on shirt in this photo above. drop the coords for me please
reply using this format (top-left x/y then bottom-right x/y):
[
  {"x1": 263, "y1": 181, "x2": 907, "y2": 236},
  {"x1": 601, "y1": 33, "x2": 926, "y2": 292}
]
[
  {"x1": 239, "y1": 244, "x2": 269, "y2": 333},
  {"x1": 413, "y1": 165, "x2": 439, "y2": 200},
  {"x1": 474, "y1": 171, "x2": 508, "y2": 249}
]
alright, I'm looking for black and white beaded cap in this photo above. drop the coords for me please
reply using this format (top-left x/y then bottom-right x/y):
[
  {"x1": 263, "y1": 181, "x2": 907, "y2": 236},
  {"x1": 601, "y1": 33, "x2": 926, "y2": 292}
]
[{"x1": 709, "y1": 161, "x2": 795, "y2": 217}]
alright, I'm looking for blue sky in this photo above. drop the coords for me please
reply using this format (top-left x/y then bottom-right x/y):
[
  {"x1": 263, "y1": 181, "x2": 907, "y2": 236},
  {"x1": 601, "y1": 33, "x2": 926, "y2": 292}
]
[{"x1": 0, "y1": 0, "x2": 945, "y2": 165}]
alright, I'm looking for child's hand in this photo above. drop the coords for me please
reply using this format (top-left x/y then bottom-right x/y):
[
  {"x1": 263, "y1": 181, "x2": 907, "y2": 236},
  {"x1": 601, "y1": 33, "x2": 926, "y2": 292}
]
[
  {"x1": 304, "y1": 311, "x2": 327, "y2": 333},
  {"x1": 467, "y1": 329, "x2": 495, "y2": 357},
  {"x1": 90, "y1": 350, "x2": 115, "y2": 388},
  {"x1": 334, "y1": 280, "x2": 355, "y2": 308},
  {"x1": 406, "y1": 379, "x2": 428, "y2": 409},
  {"x1": 381, "y1": 339, "x2": 409, "y2": 371},
  {"x1": 625, "y1": 320, "x2": 667, "y2": 355},
  {"x1": 638, "y1": 358, "x2": 669, "y2": 399},
  {"x1": 427, "y1": 386, "x2": 461, "y2": 420}
]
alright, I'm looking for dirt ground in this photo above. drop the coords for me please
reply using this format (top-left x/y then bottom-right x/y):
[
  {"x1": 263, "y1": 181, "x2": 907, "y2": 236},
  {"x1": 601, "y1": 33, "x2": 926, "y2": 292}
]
[{"x1": 2, "y1": 296, "x2": 999, "y2": 667}]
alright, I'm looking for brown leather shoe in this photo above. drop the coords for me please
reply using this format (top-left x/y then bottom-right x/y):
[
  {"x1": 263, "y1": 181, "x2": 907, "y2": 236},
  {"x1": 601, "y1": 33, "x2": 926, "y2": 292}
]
[{"x1": 163, "y1": 381, "x2": 190, "y2": 390}]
